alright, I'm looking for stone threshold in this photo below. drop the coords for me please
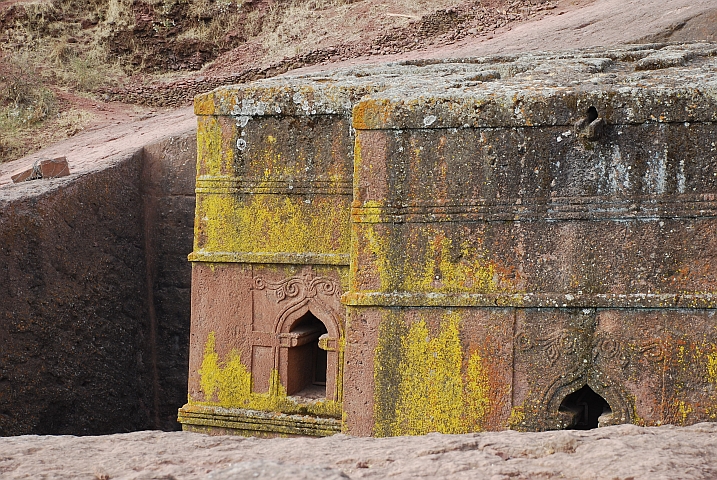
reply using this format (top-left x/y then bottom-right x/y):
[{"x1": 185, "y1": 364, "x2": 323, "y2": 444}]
[{"x1": 178, "y1": 405, "x2": 342, "y2": 437}]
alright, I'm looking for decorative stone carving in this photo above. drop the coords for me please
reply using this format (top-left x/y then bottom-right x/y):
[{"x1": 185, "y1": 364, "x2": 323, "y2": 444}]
[
  {"x1": 254, "y1": 273, "x2": 341, "y2": 303},
  {"x1": 515, "y1": 325, "x2": 636, "y2": 430},
  {"x1": 253, "y1": 272, "x2": 342, "y2": 335},
  {"x1": 183, "y1": 43, "x2": 717, "y2": 437}
]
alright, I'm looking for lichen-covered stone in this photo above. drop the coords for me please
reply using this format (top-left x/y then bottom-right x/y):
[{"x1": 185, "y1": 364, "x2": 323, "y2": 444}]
[{"x1": 187, "y1": 42, "x2": 717, "y2": 437}]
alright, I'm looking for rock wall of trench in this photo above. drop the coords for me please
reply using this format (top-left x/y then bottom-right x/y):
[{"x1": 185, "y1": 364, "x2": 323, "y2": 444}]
[{"x1": 0, "y1": 128, "x2": 196, "y2": 435}]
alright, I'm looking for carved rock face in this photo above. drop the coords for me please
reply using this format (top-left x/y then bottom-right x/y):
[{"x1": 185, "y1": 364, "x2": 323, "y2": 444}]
[{"x1": 183, "y1": 43, "x2": 717, "y2": 436}]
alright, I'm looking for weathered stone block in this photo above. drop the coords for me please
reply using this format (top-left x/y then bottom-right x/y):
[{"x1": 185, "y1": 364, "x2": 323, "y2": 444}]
[
  {"x1": 183, "y1": 42, "x2": 717, "y2": 436},
  {"x1": 11, "y1": 157, "x2": 70, "y2": 183}
]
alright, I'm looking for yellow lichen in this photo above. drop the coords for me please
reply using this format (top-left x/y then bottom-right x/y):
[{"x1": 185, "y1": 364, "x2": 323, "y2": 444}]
[
  {"x1": 392, "y1": 315, "x2": 465, "y2": 435},
  {"x1": 352, "y1": 99, "x2": 393, "y2": 130},
  {"x1": 195, "y1": 194, "x2": 350, "y2": 255},
  {"x1": 364, "y1": 225, "x2": 501, "y2": 293},
  {"x1": 194, "y1": 94, "x2": 215, "y2": 116},
  {"x1": 198, "y1": 331, "x2": 225, "y2": 401},
  {"x1": 196, "y1": 116, "x2": 234, "y2": 177},
  {"x1": 362, "y1": 225, "x2": 393, "y2": 290},
  {"x1": 705, "y1": 349, "x2": 717, "y2": 419},
  {"x1": 193, "y1": 332, "x2": 342, "y2": 418},
  {"x1": 426, "y1": 236, "x2": 497, "y2": 293},
  {"x1": 675, "y1": 400, "x2": 693, "y2": 424},
  {"x1": 508, "y1": 406, "x2": 526, "y2": 429},
  {"x1": 464, "y1": 350, "x2": 491, "y2": 431},
  {"x1": 375, "y1": 311, "x2": 492, "y2": 436},
  {"x1": 194, "y1": 110, "x2": 352, "y2": 260},
  {"x1": 707, "y1": 350, "x2": 717, "y2": 384}
]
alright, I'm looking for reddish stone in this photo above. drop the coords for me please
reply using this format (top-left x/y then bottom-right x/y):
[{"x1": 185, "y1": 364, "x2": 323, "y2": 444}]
[{"x1": 11, "y1": 157, "x2": 70, "y2": 183}]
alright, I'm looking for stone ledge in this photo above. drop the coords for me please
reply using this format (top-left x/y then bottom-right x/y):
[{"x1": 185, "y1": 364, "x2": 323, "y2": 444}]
[
  {"x1": 178, "y1": 405, "x2": 341, "y2": 437},
  {"x1": 351, "y1": 194, "x2": 717, "y2": 223},
  {"x1": 188, "y1": 251, "x2": 350, "y2": 266},
  {"x1": 195, "y1": 44, "x2": 717, "y2": 127},
  {"x1": 195, "y1": 176, "x2": 353, "y2": 196},
  {"x1": 342, "y1": 291, "x2": 717, "y2": 309}
]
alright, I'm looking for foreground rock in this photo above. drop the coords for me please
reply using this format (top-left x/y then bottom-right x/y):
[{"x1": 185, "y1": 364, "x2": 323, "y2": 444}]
[{"x1": 1, "y1": 423, "x2": 717, "y2": 479}]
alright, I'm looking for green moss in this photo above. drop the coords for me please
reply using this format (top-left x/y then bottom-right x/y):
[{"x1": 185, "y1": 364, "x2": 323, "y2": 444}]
[{"x1": 374, "y1": 311, "x2": 492, "y2": 436}]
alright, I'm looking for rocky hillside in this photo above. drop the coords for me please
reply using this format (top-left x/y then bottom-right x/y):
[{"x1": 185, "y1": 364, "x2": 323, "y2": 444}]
[
  {"x1": 2, "y1": 0, "x2": 717, "y2": 164},
  {"x1": 0, "y1": 0, "x2": 557, "y2": 163}
]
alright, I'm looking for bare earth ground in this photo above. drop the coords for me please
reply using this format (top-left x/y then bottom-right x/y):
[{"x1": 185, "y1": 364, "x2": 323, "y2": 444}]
[
  {"x1": 2, "y1": 0, "x2": 717, "y2": 478},
  {"x1": 1, "y1": 423, "x2": 717, "y2": 479},
  {"x1": 296, "y1": 0, "x2": 717, "y2": 72},
  {"x1": 3, "y1": 0, "x2": 716, "y2": 180}
]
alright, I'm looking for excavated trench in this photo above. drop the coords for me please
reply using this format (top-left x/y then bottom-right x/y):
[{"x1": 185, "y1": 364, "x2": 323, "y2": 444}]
[
  {"x1": 1, "y1": 42, "x2": 717, "y2": 437},
  {"x1": 0, "y1": 114, "x2": 197, "y2": 435}
]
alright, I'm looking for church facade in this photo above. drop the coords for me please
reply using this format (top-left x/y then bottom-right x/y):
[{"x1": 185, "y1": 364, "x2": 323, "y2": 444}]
[{"x1": 179, "y1": 44, "x2": 717, "y2": 436}]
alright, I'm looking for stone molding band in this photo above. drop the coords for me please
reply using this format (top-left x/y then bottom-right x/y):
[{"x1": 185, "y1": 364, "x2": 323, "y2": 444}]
[
  {"x1": 178, "y1": 405, "x2": 342, "y2": 437},
  {"x1": 352, "y1": 195, "x2": 717, "y2": 223},
  {"x1": 196, "y1": 176, "x2": 353, "y2": 196},
  {"x1": 342, "y1": 291, "x2": 717, "y2": 309},
  {"x1": 189, "y1": 251, "x2": 350, "y2": 266}
]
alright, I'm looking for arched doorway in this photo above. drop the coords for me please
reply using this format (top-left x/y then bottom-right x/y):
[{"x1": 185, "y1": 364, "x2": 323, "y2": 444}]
[
  {"x1": 559, "y1": 385, "x2": 612, "y2": 429},
  {"x1": 281, "y1": 311, "x2": 330, "y2": 399}
]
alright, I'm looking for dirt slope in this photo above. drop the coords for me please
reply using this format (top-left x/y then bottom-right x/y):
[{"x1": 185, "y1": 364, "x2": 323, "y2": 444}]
[
  {"x1": 0, "y1": 0, "x2": 554, "y2": 163},
  {"x1": 2, "y1": 0, "x2": 716, "y2": 164}
]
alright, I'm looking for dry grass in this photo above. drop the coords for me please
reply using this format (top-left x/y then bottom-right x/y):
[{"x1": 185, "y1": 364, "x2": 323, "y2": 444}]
[
  {"x1": 1, "y1": 0, "x2": 129, "y2": 90},
  {"x1": 0, "y1": 0, "x2": 477, "y2": 162},
  {"x1": 0, "y1": 44, "x2": 100, "y2": 163},
  {"x1": 0, "y1": 101, "x2": 94, "y2": 163},
  {"x1": 178, "y1": 0, "x2": 246, "y2": 47},
  {"x1": 0, "y1": 53, "x2": 56, "y2": 125},
  {"x1": 0, "y1": 53, "x2": 58, "y2": 162}
]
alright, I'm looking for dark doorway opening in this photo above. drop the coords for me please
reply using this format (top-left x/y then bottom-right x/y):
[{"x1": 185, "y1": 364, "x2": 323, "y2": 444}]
[
  {"x1": 286, "y1": 311, "x2": 328, "y2": 400},
  {"x1": 586, "y1": 106, "x2": 599, "y2": 123},
  {"x1": 559, "y1": 385, "x2": 611, "y2": 430}
]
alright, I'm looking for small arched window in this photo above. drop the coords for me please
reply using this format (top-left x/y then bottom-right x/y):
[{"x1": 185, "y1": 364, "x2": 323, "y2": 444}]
[
  {"x1": 282, "y1": 311, "x2": 328, "y2": 399},
  {"x1": 559, "y1": 385, "x2": 612, "y2": 429}
]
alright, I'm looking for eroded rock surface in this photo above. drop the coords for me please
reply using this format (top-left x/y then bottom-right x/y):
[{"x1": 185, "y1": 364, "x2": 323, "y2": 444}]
[
  {"x1": 1, "y1": 423, "x2": 717, "y2": 479},
  {"x1": 0, "y1": 109, "x2": 196, "y2": 435},
  {"x1": 185, "y1": 42, "x2": 717, "y2": 438}
]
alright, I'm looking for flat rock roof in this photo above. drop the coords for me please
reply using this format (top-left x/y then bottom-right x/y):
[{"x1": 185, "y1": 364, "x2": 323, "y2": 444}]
[{"x1": 196, "y1": 42, "x2": 717, "y2": 127}]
